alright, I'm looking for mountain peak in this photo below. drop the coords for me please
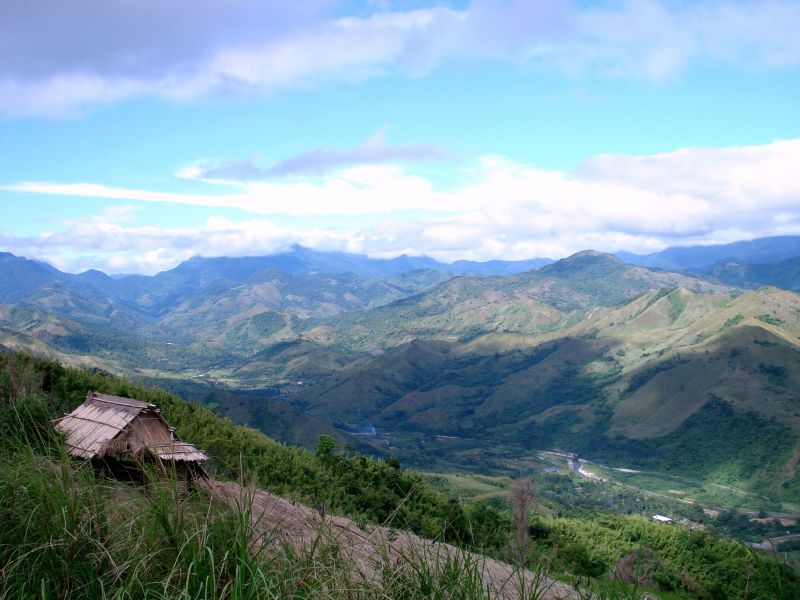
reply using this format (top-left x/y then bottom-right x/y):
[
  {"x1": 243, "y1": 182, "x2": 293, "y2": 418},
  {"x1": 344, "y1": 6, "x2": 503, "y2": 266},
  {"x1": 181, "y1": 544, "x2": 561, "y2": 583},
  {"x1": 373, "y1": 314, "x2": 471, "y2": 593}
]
[
  {"x1": 538, "y1": 250, "x2": 624, "y2": 276},
  {"x1": 565, "y1": 249, "x2": 621, "y2": 261}
]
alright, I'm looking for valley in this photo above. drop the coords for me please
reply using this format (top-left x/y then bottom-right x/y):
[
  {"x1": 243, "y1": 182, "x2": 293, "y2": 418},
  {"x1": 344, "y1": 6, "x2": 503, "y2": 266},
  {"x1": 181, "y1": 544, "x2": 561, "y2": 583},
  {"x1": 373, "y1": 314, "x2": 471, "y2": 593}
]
[{"x1": 2, "y1": 239, "x2": 800, "y2": 524}]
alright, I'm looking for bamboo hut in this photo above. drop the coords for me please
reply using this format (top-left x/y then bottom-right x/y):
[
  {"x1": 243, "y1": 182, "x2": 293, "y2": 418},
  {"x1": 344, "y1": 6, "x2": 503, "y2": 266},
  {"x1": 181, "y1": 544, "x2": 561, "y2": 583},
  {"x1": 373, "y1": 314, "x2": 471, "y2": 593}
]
[{"x1": 56, "y1": 391, "x2": 207, "y2": 484}]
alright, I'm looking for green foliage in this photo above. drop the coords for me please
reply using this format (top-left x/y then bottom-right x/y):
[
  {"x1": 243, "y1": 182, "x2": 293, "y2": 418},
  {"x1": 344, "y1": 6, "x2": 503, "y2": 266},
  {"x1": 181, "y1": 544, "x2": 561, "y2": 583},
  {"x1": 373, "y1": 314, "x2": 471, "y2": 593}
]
[
  {"x1": 641, "y1": 287, "x2": 673, "y2": 312},
  {"x1": 592, "y1": 399, "x2": 795, "y2": 489},
  {"x1": 723, "y1": 314, "x2": 745, "y2": 329},
  {"x1": 315, "y1": 434, "x2": 337, "y2": 460},
  {"x1": 667, "y1": 289, "x2": 686, "y2": 323},
  {"x1": 248, "y1": 310, "x2": 286, "y2": 337},
  {"x1": 758, "y1": 313, "x2": 785, "y2": 326},
  {"x1": 0, "y1": 450, "x2": 530, "y2": 599},
  {"x1": 0, "y1": 352, "x2": 500, "y2": 550},
  {"x1": 0, "y1": 394, "x2": 63, "y2": 456},
  {"x1": 713, "y1": 510, "x2": 800, "y2": 542},
  {"x1": 759, "y1": 363, "x2": 789, "y2": 387}
]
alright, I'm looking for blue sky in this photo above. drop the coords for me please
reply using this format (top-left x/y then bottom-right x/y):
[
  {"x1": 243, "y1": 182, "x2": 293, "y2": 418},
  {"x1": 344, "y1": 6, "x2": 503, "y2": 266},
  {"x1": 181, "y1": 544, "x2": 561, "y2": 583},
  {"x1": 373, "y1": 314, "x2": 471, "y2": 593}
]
[{"x1": 1, "y1": 0, "x2": 799, "y2": 274}]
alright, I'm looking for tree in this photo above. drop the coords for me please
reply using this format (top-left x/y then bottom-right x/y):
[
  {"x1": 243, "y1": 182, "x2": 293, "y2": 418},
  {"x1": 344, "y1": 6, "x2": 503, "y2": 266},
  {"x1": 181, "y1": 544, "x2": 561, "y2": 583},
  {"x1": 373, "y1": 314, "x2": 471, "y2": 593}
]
[
  {"x1": 315, "y1": 434, "x2": 337, "y2": 461},
  {"x1": 510, "y1": 477, "x2": 534, "y2": 562}
]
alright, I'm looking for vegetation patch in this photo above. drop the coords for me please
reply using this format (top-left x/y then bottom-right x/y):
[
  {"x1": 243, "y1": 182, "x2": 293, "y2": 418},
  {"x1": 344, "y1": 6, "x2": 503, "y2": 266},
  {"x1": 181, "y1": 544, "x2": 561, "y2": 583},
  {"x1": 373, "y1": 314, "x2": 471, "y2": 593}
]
[
  {"x1": 641, "y1": 287, "x2": 673, "y2": 313},
  {"x1": 625, "y1": 356, "x2": 690, "y2": 395},
  {"x1": 759, "y1": 363, "x2": 789, "y2": 387},
  {"x1": 758, "y1": 313, "x2": 786, "y2": 326},
  {"x1": 667, "y1": 289, "x2": 687, "y2": 323},
  {"x1": 592, "y1": 398, "x2": 795, "y2": 491},
  {"x1": 722, "y1": 314, "x2": 745, "y2": 329}
]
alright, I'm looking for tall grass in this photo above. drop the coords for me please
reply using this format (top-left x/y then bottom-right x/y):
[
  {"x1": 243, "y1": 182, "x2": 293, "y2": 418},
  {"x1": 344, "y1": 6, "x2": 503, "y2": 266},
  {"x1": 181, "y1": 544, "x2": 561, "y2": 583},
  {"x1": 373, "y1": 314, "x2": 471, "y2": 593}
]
[{"x1": 0, "y1": 397, "x2": 557, "y2": 600}]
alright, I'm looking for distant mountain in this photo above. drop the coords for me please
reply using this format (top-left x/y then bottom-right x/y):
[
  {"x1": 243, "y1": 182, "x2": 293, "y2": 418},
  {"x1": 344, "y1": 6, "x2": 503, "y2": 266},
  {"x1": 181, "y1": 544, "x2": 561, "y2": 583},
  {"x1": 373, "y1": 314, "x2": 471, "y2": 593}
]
[
  {"x1": 0, "y1": 252, "x2": 68, "y2": 303},
  {"x1": 0, "y1": 247, "x2": 552, "y2": 314},
  {"x1": 449, "y1": 257, "x2": 554, "y2": 276},
  {"x1": 315, "y1": 250, "x2": 731, "y2": 351},
  {"x1": 0, "y1": 249, "x2": 551, "y2": 380},
  {"x1": 0, "y1": 248, "x2": 729, "y2": 385},
  {"x1": 617, "y1": 235, "x2": 800, "y2": 270},
  {"x1": 275, "y1": 245, "x2": 554, "y2": 278},
  {"x1": 110, "y1": 245, "x2": 552, "y2": 287},
  {"x1": 0, "y1": 257, "x2": 441, "y2": 377},
  {"x1": 708, "y1": 256, "x2": 800, "y2": 291}
]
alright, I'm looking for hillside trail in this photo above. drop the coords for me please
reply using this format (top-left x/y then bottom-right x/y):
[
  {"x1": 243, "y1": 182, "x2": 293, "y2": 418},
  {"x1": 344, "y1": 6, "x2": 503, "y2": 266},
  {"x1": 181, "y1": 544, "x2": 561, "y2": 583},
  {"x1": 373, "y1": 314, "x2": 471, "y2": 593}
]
[{"x1": 202, "y1": 479, "x2": 577, "y2": 599}]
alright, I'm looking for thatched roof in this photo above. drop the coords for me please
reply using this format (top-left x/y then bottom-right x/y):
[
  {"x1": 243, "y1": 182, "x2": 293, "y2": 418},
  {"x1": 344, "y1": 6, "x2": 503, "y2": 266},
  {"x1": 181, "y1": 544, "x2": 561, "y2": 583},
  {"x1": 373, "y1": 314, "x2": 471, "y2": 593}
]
[{"x1": 56, "y1": 391, "x2": 207, "y2": 463}]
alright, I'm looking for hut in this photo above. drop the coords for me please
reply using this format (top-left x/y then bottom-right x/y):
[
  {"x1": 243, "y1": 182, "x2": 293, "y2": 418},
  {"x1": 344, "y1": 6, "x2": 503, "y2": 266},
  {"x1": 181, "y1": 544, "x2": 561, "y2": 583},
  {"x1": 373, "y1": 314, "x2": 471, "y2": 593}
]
[{"x1": 55, "y1": 391, "x2": 207, "y2": 484}]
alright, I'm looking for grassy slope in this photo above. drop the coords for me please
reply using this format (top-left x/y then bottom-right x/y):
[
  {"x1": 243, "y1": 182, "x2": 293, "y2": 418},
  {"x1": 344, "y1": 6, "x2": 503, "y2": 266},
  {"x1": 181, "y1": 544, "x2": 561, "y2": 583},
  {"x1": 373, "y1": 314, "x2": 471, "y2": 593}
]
[
  {"x1": 1, "y1": 352, "x2": 522, "y2": 562},
  {"x1": 2, "y1": 352, "x2": 797, "y2": 599}
]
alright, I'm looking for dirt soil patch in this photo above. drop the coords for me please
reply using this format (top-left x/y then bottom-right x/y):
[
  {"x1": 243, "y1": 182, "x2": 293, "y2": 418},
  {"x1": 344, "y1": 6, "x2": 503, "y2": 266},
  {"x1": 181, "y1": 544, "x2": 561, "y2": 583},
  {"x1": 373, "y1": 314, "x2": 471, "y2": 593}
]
[{"x1": 203, "y1": 479, "x2": 576, "y2": 599}]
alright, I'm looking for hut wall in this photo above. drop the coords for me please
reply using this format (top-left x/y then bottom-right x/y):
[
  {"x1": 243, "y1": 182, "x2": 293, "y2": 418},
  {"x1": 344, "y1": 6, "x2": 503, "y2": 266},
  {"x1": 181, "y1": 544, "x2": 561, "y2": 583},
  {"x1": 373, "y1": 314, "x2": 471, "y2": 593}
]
[{"x1": 127, "y1": 412, "x2": 172, "y2": 451}]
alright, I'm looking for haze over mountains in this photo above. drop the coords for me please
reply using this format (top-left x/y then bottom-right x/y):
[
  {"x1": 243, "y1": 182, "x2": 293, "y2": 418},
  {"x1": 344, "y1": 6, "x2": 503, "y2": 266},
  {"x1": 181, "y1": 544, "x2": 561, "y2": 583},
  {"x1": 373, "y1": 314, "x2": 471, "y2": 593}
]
[
  {"x1": 2, "y1": 235, "x2": 800, "y2": 502},
  {"x1": 617, "y1": 236, "x2": 800, "y2": 271},
  {"x1": 618, "y1": 236, "x2": 800, "y2": 290}
]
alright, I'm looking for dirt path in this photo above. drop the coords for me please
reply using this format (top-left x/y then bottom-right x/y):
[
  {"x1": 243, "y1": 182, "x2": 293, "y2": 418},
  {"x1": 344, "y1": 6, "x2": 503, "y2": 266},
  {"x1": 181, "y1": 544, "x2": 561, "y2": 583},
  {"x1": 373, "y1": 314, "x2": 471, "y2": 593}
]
[{"x1": 202, "y1": 479, "x2": 576, "y2": 599}]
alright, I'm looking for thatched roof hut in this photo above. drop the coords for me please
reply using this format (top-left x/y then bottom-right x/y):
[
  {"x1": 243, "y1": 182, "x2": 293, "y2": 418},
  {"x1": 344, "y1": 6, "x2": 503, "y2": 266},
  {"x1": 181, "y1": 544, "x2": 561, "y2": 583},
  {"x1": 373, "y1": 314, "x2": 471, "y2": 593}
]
[{"x1": 56, "y1": 391, "x2": 207, "y2": 479}]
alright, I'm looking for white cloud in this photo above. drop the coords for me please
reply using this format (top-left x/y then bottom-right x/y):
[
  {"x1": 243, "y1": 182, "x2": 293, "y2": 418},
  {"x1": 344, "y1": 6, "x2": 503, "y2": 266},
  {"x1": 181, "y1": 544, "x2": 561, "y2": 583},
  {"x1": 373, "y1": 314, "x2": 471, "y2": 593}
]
[
  {"x1": 575, "y1": 139, "x2": 800, "y2": 210},
  {"x1": 5, "y1": 165, "x2": 469, "y2": 216},
  {"x1": 2, "y1": 1, "x2": 799, "y2": 117},
  {"x1": 3, "y1": 139, "x2": 800, "y2": 273}
]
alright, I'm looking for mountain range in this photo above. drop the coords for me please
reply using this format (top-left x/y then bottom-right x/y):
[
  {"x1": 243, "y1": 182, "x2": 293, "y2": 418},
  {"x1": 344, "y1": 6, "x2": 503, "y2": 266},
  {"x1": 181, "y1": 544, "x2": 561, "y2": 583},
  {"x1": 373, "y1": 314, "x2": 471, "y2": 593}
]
[
  {"x1": 617, "y1": 235, "x2": 800, "y2": 270},
  {"x1": 1, "y1": 237, "x2": 800, "y2": 501},
  {"x1": 618, "y1": 236, "x2": 800, "y2": 291}
]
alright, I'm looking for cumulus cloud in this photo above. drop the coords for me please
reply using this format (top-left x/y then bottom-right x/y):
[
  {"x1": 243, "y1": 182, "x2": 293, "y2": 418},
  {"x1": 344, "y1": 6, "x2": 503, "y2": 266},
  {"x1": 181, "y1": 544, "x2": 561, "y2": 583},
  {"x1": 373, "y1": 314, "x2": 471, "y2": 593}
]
[
  {"x1": 575, "y1": 139, "x2": 800, "y2": 208},
  {"x1": 2, "y1": 0, "x2": 799, "y2": 117},
  {"x1": 3, "y1": 139, "x2": 800, "y2": 273},
  {"x1": 181, "y1": 128, "x2": 452, "y2": 180}
]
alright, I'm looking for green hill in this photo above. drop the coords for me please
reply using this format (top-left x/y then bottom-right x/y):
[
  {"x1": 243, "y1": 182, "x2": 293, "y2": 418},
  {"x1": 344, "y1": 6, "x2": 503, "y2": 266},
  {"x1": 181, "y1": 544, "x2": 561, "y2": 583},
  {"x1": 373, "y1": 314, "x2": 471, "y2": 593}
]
[{"x1": 295, "y1": 286, "x2": 800, "y2": 500}]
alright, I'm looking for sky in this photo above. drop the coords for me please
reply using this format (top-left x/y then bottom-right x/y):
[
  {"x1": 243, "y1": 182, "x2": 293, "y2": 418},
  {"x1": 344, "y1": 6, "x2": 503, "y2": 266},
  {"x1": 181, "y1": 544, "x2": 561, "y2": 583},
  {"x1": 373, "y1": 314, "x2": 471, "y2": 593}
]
[{"x1": 1, "y1": 0, "x2": 799, "y2": 275}]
